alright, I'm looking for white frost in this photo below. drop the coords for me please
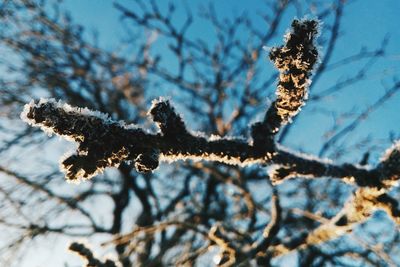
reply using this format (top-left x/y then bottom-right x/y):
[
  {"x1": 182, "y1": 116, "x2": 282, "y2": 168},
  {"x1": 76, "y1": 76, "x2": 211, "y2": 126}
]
[
  {"x1": 380, "y1": 140, "x2": 400, "y2": 162},
  {"x1": 21, "y1": 98, "x2": 142, "y2": 138},
  {"x1": 276, "y1": 143, "x2": 334, "y2": 165}
]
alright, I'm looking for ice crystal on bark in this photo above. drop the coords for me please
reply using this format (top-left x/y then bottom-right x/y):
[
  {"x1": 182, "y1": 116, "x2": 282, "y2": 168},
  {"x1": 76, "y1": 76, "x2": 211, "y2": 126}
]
[
  {"x1": 377, "y1": 140, "x2": 400, "y2": 187},
  {"x1": 20, "y1": 18, "x2": 400, "y2": 196},
  {"x1": 269, "y1": 18, "x2": 319, "y2": 123},
  {"x1": 149, "y1": 98, "x2": 188, "y2": 137},
  {"x1": 250, "y1": 18, "x2": 320, "y2": 151},
  {"x1": 22, "y1": 99, "x2": 142, "y2": 181},
  {"x1": 69, "y1": 242, "x2": 117, "y2": 267}
]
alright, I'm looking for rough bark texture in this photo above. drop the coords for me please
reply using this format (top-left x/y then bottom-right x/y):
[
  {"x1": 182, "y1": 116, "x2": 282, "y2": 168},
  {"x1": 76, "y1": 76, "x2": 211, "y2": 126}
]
[{"x1": 0, "y1": 4, "x2": 400, "y2": 267}]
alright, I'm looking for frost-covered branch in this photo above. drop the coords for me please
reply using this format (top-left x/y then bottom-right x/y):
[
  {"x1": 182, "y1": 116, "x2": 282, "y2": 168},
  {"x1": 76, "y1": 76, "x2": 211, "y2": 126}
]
[
  {"x1": 21, "y1": 98, "x2": 269, "y2": 181},
  {"x1": 21, "y1": 98, "x2": 400, "y2": 190},
  {"x1": 20, "y1": 18, "x2": 400, "y2": 191},
  {"x1": 3, "y1": 0, "x2": 399, "y2": 265},
  {"x1": 251, "y1": 19, "x2": 319, "y2": 149},
  {"x1": 69, "y1": 242, "x2": 117, "y2": 267},
  {"x1": 269, "y1": 143, "x2": 400, "y2": 188}
]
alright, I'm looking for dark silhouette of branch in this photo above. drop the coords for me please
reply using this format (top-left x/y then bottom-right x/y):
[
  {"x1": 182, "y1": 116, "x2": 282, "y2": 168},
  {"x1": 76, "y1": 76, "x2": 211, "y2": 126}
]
[
  {"x1": 21, "y1": 93, "x2": 400, "y2": 190},
  {"x1": 69, "y1": 242, "x2": 117, "y2": 267},
  {"x1": 18, "y1": 18, "x2": 400, "y2": 267},
  {"x1": 1, "y1": 1, "x2": 400, "y2": 266},
  {"x1": 19, "y1": 19, "x2": 318, "y2": 178},
  {"x1": 20, "y1": 17, "x2": 400, "y2": 190},
  {"x1": 23, "y1": 93, "x2": 400, "y2": 187},
  {"x1": 252, "y1": 19, "x2": 319, "y2": 150}
]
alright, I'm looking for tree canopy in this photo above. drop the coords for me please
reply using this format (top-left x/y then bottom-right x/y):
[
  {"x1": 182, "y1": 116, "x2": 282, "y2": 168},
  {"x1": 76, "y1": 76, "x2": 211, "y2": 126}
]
[{"x1": 0, "y1": 1, "x2": 399, "y2": 266}]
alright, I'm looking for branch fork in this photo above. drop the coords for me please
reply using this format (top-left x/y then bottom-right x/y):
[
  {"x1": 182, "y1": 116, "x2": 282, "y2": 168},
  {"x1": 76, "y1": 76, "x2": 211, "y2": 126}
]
[{"x1": 20, "y1": 19, "x2": 400, "y2": 193}]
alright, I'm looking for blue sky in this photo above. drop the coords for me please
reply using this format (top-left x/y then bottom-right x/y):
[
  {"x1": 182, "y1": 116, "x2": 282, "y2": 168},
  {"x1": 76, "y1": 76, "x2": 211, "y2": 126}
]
[
  {"x1": 60, "y1": 0, "x2": 400, "y2": 162},
  {"x1": 62, "y1": 0, "x2": 400, "y2": 58},
  {"x1": 11, "y1": 0, "x2": 400, "y2": 266}
]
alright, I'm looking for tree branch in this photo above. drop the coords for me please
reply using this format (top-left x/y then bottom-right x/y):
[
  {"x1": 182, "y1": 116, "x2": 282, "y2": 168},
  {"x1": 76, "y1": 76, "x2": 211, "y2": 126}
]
[
  {"x1": 69, "y1": 242, "x2": 117, "y2": 267},
  {"x1": 20, "y1": 18, "x2": 400, "y2": 192},
  {"x1": 251, "y1": 19, "x2": 319, "y2": 150}
]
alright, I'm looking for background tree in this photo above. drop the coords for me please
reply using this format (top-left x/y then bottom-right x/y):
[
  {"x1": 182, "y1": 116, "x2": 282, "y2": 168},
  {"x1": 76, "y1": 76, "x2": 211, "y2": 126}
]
[{"x1": 0, "y1": 0, "x2": 399, "y2": 266}]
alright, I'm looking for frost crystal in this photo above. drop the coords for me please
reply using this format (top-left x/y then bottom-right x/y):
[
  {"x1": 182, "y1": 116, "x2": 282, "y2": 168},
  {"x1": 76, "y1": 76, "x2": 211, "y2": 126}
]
[
  {"x1": 19, "y1": 19, "x2": 400, "y2": 196},
  {"x1": 149, "y1": 97, "x2": 188, "y2": 137},
  {"x1": 22, "y1": 99, "x2": 144, "y2": 181},
  {"x1": 377, "y1": 140, "x2": 400, "y2": 187},
  {"x1": 269, "y1": 19, "x2": 319, "y2": 123},
  {"x1": 251, "y1": 18, "x2": 320, "y2": 150}
]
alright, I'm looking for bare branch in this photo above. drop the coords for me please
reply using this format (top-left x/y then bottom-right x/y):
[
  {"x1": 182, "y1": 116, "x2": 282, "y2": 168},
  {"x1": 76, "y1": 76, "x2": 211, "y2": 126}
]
[{"x1": 69, "y1": 242, "x2": 117, "y2": 267}]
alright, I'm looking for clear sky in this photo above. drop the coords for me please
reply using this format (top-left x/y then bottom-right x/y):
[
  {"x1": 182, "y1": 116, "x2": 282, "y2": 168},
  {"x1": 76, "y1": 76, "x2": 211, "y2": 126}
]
[{"x1": 11, "y1": 0, "x2": 400, "y2": 266}]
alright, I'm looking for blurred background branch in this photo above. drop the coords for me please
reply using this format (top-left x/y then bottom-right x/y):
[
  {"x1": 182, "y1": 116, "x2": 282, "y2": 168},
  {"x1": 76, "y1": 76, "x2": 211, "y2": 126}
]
[{"x1": 0, "y1": 0, "x2": 399, "y2": 266}]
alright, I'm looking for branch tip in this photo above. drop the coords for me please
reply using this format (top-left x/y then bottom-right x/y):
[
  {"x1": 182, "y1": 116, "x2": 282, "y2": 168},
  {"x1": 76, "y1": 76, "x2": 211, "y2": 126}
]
[{"x1": 149, "y1": 98, "x2": 188, "y2": 137}]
